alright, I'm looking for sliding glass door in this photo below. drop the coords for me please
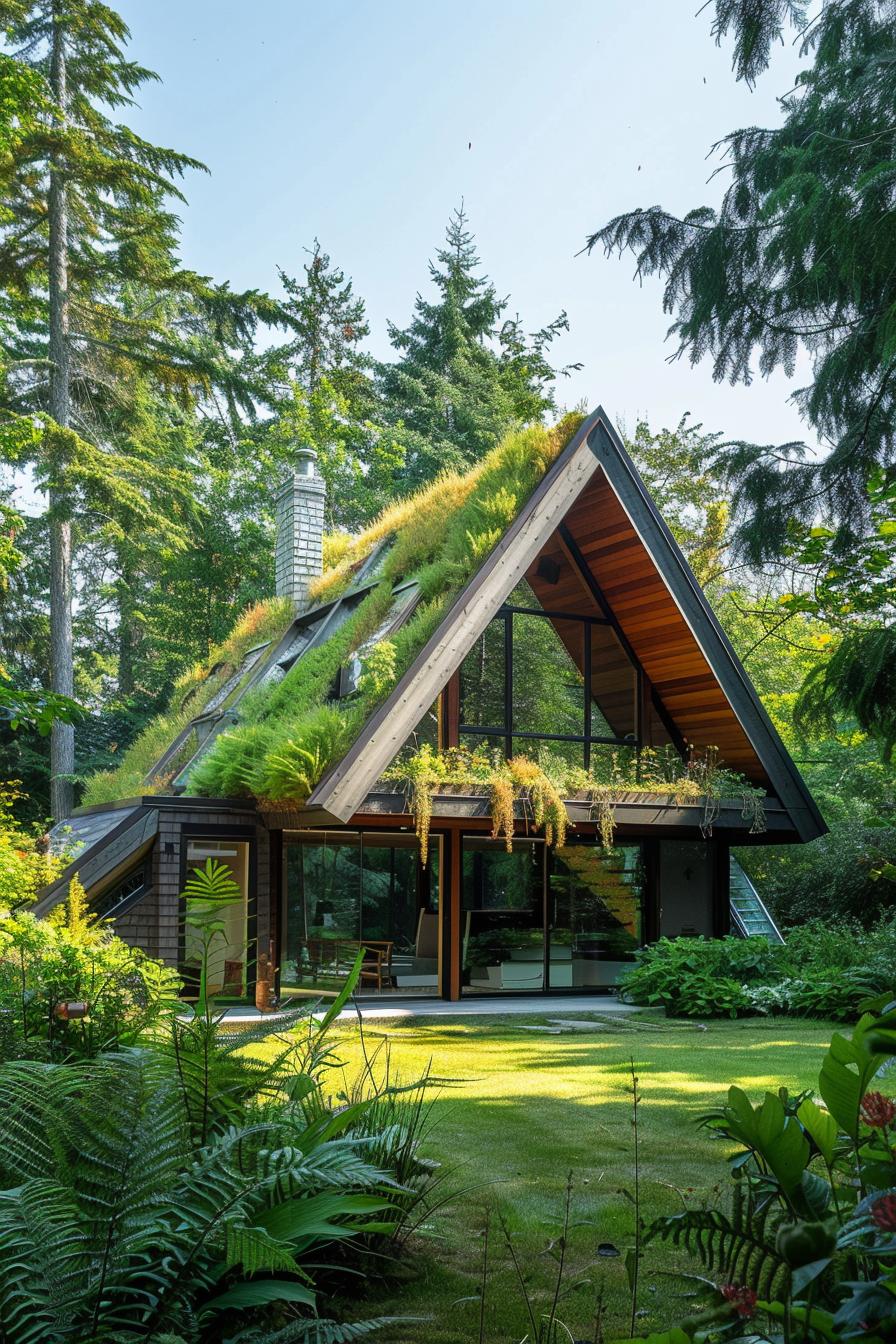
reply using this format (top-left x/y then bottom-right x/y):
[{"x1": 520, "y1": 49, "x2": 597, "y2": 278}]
[
  {"x1": 463, "y1": 837, "x2": 546, "y2": 992},
  {"x1": 548, "y1": 845, "x2": 644, "y2": 987},
  {"x1": 462, "y1": 836, "x2": 645, "y2": 993},
  {"x1": 281, "y1": 831, "x2": 440, "y2": 996}
]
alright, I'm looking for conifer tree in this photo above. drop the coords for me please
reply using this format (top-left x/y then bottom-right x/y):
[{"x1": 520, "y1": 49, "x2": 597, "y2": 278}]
[
  {"x1": 381, "y1": 205, "x2": 576, "y2": 490},
  {"x1": 588, "y1": 0, "x2": 896, "y2": 563},
  {"x1": 271, "y1": 241, "x2": 396, "y2": 528},
  {"x1": 0, "y1": 2, "x2": 285, "y2": 816}
]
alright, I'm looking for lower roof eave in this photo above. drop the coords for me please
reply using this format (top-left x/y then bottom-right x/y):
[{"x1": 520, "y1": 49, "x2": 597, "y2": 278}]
[{"x1": 277, "y1": 789, "x2": 804, "y2": 841}]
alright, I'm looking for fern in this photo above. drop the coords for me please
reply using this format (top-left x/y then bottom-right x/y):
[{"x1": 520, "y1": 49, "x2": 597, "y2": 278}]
[
  {"x1": 0, "y1": 1180, "x2": 87, "y2": 1344},
  {"x1": 648, "y1": 1179, "x2": 789, "y2": 1301}
]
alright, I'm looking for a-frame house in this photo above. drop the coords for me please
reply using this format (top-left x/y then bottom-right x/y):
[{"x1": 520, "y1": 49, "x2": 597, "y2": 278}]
[{"x1": 36, "y1": 408, "x2": 825, "y2": 1003}]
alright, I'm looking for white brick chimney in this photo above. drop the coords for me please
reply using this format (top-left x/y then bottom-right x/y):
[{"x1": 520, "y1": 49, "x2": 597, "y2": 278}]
[{"x1": 275, "y1": 446, "x2": 325, "y2": 611}]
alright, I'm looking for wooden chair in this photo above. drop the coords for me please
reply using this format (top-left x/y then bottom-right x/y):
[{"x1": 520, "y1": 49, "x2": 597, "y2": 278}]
[{"x1": 301, "y1": 937, "x2": 395, "y2": 991}]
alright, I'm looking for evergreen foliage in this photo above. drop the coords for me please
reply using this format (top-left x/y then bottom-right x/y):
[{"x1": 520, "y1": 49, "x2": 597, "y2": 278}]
[
  {"x1": 0, "y1": 1, "x2": 291, "y2": 816},
  {"x1": 380, "y1": 205, "x2": 577, "y2": 491},
  {"x1": 271, "y1": 241, "x2": 398, "y2": 529},
  {"x1": 589, "y1": 1, "x2": 896, "y2": 562}
]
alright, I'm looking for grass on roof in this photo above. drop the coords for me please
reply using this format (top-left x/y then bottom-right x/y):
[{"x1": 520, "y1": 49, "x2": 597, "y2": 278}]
[
  {"x1": 81, "y1": 414, "x2": 585, "y2": 810},
  {"x1": 80, "y1": 597, "x2": 295, "y2": 808}
]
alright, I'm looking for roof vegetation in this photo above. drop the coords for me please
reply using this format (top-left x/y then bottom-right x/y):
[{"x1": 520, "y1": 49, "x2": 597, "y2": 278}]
[{"x1": 81, "y1": 415, "x2": 585, "y2": 810}]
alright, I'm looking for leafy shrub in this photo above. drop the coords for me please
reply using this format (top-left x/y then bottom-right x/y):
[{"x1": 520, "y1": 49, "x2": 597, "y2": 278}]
[
  {"x1": 619, "y1": 925, "x2": 896, "y2": 1021},
  {"x1": 0, "y1": 881, "x2": 179, "y2": 1060},
  {"x1": 781, "y1": 914, "x2": 896, "y2": 980},
  {"x1": 637, "y1": 998, "x2": 896, "y2": 1342},
  {"x1": 0, "y1": 784, "x2": 66, "y2": 908},
  {"x1": 618, "y1": 935, "x2": 781, "y2": 1017}
]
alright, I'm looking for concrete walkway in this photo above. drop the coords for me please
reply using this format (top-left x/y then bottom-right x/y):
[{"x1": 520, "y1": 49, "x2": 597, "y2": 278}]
[{"x1": 220, "y1": 994, "x2": 640, "y2": 1025}]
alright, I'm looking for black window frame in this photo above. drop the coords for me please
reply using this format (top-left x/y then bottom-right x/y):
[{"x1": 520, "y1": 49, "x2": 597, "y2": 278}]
[{"x1": 458, "y1": 602, "x2": 642, "y2": 769}]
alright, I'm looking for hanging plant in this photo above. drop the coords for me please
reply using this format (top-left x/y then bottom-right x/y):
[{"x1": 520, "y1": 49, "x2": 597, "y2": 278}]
[
  {"x1": 383, "y1": 742, "x2": 766, "y2": 863},
  {"x1": 500, "y1": 757, "x2": 567, "y2": 850},
  {"x1": 399, "y1": 744, "x2": 442, "y2": 866},
  {"x1": 489, "y1": 773, "x2": 515, "y2": 851}
]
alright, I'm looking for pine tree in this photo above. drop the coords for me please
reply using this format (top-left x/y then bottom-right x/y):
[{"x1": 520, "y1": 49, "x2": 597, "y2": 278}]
[
  {"x1": 271, "y1": 241, "x2": 395, "y2": 528},
  {"x1": 381, "y1": 205, "x2": 576, "y2": 491}
]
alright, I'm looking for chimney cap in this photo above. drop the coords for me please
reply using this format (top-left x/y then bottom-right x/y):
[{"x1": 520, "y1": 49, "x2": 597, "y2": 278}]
[{"x1": 296, "y1": 445, "x2": 318, "y2": 477}]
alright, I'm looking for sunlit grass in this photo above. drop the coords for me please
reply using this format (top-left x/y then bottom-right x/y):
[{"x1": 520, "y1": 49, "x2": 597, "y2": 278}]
[{"x1": 299, "y1": 1012, "x2": 835, "y2": 1342}]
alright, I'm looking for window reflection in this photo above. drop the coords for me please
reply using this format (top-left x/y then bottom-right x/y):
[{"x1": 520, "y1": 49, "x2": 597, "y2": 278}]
[
  {"x1": 457, "y1": 592, "x2": 641, "y2": 769},
  {"x1": 549, "y1": 844, "x2": 644, "y2": 987}
]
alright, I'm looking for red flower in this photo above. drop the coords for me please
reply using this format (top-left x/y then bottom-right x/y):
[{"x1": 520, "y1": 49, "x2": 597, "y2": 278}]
[
  {"x1": 871, "y1": 1194, "x2": 896, "y2": 1233},
  {"x1": 722, "y1": 1284, "x2": 758, "y2": 1319},
  {"x1": 860, "y1": 1092, "x2": 896, "y2": 1129}
]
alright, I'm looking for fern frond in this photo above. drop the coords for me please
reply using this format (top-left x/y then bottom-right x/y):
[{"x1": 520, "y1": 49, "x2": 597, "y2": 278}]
[
  {"x1": 225, "y1": 1222, "x2": 306, "y2": 1276},
  {"x1": 648, "y1": 1184, "x2": 789, "y2": 1301},
  {"x1": 0, "y1": 1179, "x2": 87, "y2": 1344}
]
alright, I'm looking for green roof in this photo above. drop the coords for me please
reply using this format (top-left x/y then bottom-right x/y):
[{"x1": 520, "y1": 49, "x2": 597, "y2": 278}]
[{"x1": 81, "y1": 416, "x2": 585, "y2": 811}]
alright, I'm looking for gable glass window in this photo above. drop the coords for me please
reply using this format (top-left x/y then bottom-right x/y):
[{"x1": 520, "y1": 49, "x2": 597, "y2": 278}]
[{"x1": 458, "y1": 584, "x2": 641, "y2": 769}]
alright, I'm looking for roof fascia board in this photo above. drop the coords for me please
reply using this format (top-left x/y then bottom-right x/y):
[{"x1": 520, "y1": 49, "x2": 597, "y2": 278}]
[
  {"x1": 588, "y1": 412, "x2": 826, "y2": 841},
  {"x1": 34, "y1": 806, "x2": 159, "y2": 916},
  {"x1": 308, "y1": 413, "x2": 606, "y2": 822}
]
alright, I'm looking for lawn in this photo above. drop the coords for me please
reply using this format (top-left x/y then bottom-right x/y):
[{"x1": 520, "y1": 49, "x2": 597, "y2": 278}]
[{"x1": 315, "y1": 1010, "x2": 836, "y2": 1343}]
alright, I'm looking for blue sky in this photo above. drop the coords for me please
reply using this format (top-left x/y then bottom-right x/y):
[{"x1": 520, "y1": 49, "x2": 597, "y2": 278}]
[{"x1": 117, "y1": 0, "x2": 814, "y2": 450}]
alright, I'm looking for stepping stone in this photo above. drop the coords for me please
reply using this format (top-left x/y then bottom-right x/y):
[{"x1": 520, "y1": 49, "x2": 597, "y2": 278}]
[{"x1": 547, "y1": 1018, "x2": 612, "y2": 1030}]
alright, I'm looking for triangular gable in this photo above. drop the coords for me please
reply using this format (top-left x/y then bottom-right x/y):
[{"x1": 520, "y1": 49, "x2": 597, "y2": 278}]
[{"x1": 307, "y1": 408, "x2": 825, "y2": 841}]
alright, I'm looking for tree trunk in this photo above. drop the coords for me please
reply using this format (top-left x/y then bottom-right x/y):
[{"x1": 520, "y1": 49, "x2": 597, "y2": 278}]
[{"x1": 48, "y1": 6, "x2": 74, "y2": 821}]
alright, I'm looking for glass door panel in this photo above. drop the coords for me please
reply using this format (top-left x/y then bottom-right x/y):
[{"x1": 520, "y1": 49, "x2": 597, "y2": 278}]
[
  {"x1": 281, "y1": 831, "x2": 438, "y2": 996},
  {"x1": 548, "y1": 844, "x2": 644, "y2": 987},
  {"x1": 184, "y1": 837, "x2": 250, "y2": 997},
  {"x1": 462, "y1": 838, "x2": 546, "y2": 993}
]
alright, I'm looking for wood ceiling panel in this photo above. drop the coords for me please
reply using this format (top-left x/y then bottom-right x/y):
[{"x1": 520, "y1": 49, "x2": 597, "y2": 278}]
[{"x1": 540, "y1": 469, "x2": 769, "y2": 784}]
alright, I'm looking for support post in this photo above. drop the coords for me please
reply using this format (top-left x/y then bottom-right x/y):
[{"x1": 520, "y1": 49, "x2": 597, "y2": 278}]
[{"x1": 439, "y1": 828, "x2": 463, "y2": 1000}]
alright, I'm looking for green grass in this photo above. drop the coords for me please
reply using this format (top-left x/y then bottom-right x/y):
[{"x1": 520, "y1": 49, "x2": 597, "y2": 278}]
[{"x1": 314, "y1": 1011, "x2": 836, "y2": 1343}]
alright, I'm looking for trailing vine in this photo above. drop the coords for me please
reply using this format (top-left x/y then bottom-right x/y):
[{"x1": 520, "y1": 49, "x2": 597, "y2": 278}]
[{"x1": 383, "y1": 742, "x2": 766, "y2": 862}]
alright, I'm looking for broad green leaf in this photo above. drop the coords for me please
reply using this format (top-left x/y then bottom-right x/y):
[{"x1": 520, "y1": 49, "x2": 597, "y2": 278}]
[
  {"x1": 791, "y1": 1256, "x2": 832, "y2": 1295},
  {"x1": 258, "y1": 1192, "x2": 394, "y2": 1246},
  {"x1": 818, "y1": 1023, "x2": 880, "y2": 1140},
  {"x1": 797, "y1": 1097, "x2": 838, "y2": 1164},
  {"x1": 200, "y1": 1279, "x2": 316, "y2": 1315}
]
